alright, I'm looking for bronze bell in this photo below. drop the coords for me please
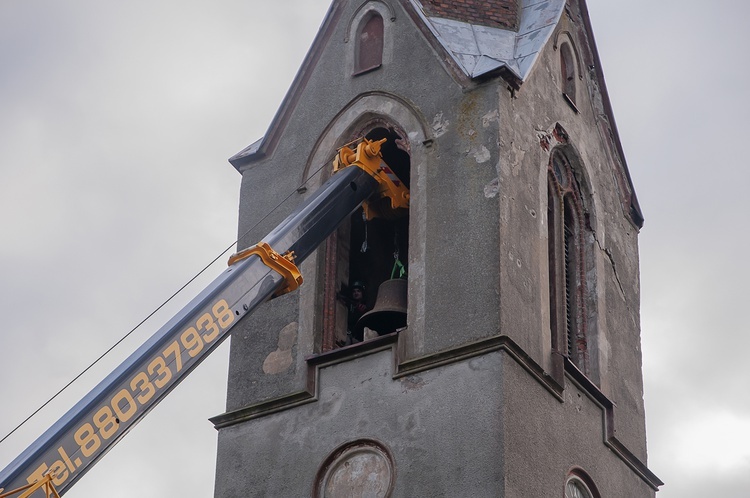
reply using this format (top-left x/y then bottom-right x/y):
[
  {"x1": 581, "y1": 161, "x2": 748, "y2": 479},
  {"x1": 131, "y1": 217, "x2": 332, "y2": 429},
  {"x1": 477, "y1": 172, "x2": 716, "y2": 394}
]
[{"x1": 354, "y1": 278, "x2": 407, "y2": 341}]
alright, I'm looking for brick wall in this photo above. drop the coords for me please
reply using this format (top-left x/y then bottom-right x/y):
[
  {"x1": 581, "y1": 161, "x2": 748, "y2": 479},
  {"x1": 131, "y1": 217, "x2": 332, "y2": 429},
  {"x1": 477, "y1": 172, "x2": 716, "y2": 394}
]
[{"x1": 421, "y1": 0, "x2": 521, "y2": 31}]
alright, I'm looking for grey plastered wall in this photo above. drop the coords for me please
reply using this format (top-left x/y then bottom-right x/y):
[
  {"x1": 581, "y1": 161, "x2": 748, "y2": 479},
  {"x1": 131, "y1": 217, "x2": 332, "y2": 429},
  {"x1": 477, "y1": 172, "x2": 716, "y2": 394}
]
[
  {"x1": 501, "y1": 357, "x2": 655, "y2": 497},
  {"x1": 219, "y1": 0, "x2": 655, "y2": 494},
  {"x1": 495, "y1": 11, "x2": 648, "y2": 461},
  {"x1": 225, "y1": 0, "x2": 507, "y2": 413},
  {"x1": 215, "y1": 348, "x2": 505, "y2": 497}
]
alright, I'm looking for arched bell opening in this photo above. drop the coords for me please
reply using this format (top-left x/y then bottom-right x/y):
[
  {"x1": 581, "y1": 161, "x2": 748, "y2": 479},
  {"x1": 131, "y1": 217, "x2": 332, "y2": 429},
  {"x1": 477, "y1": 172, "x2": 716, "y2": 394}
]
[{"x1": 322, "y1": 125, "x2": 410, "y2": 350}]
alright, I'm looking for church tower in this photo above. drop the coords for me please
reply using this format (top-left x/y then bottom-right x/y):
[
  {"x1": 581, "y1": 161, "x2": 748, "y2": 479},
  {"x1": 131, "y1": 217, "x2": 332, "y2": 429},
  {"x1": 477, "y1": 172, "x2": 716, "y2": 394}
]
[{"x1": 212, "y1": 0, "x2": 662, "y2": 495}]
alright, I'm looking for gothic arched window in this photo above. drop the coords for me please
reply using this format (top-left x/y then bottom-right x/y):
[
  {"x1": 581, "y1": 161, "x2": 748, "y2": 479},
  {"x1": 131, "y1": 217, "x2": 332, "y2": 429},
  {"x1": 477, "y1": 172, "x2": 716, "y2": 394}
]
[
  {"x1": 548, "y1": 150, "x2": 589, "y2": 373},
  {"x1": 354, "y1": 12, "x2": 384, "y2": 74}
]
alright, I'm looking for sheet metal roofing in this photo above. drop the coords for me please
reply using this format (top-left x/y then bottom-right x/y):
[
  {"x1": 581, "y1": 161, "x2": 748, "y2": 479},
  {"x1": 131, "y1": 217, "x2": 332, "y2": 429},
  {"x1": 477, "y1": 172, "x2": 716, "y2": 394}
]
[
  {"x1": 231, "y1": 0, "x2": 568, "y2": 167},
  {"x1": 412, "y1": 0, "x2": 565, "y2": 80}
]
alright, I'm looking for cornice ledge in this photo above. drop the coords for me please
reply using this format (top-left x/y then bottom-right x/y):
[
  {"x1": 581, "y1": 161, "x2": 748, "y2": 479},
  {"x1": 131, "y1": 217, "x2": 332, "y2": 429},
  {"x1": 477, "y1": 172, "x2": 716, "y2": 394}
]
[
  {"x1": 307, "y1": 331, "x2": 400, "y2": 367},
  {"x1": 210, "y1": 390, "x2": 316, "y2": 429},
  {"x1": 210, "y1": 333, "x2": 400, "y2": 430},
  {"x1": 564, "y1": 358, "x2": 664, "y2": 490},
  {"x1": 395, "y1": 334, "x2": 564, "y2": 401},
  {"x1": 210, "y1": 333, "x2": 662, "y2": 491}
]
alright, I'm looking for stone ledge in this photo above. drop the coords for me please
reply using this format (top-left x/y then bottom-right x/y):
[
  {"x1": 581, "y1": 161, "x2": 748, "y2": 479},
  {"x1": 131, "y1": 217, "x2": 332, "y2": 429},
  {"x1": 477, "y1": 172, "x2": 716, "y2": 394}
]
[
  {"x1": 210, "y1": 331, "x2": 662, "y2": 490},
  {"x1": 564, "y1": 358, "x2": 664, "y2": 490},
  {"x1": 210, "y1": 333, "x2": 399, "y2": 429}
]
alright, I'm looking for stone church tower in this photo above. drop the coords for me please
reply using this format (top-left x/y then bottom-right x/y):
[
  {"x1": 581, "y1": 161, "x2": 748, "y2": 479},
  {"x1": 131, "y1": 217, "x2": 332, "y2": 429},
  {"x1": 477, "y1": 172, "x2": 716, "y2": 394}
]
[{"x1": 211, "y1": 0, "x2": 662, "y2": 495}]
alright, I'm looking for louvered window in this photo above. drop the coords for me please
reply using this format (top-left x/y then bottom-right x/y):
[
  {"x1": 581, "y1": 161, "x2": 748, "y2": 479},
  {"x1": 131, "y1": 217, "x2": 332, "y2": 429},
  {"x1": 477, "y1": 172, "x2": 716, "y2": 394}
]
[
  {"x1": 548, "y1": 151, "x2": 588, "y2": 373},
  {"x1": 564, "y1": 221, "x2": 575, "y2": 357}
]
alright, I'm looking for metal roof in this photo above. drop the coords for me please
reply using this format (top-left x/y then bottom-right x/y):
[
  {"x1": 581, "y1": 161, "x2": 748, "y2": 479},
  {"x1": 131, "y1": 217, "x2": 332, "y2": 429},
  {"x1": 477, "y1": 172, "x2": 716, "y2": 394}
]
[{"x1": 412, "y1": 0, "x2": 565, "y2": 80}]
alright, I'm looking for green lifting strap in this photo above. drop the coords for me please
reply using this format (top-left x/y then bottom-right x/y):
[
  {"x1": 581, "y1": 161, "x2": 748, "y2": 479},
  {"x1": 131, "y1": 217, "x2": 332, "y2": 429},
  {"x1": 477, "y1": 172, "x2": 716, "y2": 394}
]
[{"x1": 390, "y1": 258, "x2": 406, "y2": 279}]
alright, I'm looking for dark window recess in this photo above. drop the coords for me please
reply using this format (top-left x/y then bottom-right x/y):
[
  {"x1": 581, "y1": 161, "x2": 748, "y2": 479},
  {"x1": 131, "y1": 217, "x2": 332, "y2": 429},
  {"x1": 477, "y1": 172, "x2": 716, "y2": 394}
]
[
  {"x1": 324, "y1": 127, "x2": 410, "y2": 350},
  {"x1": 355, "y1": 13, "x2": 384, "y2": 74},
  {"x1": 548, "y1": 152, "x2": 588, "y2": 373},
  {"x1": 547, "y1": 183, "x2": 560, "y2": 352},
  {"x1": 563, "y1": 199, "x2": 582, "y2": 367},
  {"x1": 560, "y1": 43, "x2": 579, "y2": 113}
]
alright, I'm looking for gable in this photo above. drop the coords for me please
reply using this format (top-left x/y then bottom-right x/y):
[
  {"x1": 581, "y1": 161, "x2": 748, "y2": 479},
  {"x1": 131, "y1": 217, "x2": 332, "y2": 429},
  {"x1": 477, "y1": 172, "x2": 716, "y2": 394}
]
[{"x1": 228, "y1": 0, "x2": 641, "y2": 228}]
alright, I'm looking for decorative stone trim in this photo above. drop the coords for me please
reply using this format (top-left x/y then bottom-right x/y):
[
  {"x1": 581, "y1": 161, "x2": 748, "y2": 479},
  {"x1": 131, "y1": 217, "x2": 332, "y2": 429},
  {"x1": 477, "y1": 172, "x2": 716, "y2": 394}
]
[{"x1": 313, "y1": 439, "x2": 396, "y2": 497}]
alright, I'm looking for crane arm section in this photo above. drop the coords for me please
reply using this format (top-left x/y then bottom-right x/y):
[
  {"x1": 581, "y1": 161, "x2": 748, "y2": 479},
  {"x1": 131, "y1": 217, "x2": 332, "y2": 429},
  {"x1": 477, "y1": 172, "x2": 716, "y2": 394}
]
[{"x1": 0, "y1": 138, "x2": 399, "y2": 497}]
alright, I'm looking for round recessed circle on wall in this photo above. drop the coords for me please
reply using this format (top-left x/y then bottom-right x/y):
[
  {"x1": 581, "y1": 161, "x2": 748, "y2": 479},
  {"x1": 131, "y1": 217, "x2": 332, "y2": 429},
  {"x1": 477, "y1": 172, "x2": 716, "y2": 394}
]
[{"x1": 314, "y1": 439, "x2": 395, "y2": 498}]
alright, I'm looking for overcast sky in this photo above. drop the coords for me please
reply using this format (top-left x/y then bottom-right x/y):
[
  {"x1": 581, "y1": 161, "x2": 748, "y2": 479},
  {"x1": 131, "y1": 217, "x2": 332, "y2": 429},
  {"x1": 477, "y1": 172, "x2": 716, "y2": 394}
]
[{"x1": 0, "y1": 1, "x2": 748, "y2": 497}]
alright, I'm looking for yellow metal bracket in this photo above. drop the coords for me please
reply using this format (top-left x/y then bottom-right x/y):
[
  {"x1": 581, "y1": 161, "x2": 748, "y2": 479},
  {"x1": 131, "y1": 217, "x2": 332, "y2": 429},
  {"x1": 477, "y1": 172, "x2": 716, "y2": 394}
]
[
  {"x1": 0, "y1": 473, "x2": 61, "y2": 498},
  {"x1": 228, "y1": 242, "x2": 303, "y2": 297},
  {"x1": 333, "y1": 138, "x2": 410, "y2": 220}
]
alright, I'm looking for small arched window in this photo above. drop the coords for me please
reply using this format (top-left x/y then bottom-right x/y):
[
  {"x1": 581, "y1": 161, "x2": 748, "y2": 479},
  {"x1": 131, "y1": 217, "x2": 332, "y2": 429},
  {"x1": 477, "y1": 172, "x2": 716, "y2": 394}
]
[
  {"x1": 565, "y1": 470, "x2": 600, "y2": 498},
  {"x1": 559, "y1": 42, "x2": 578, "y2": 111},
  {"x1": 354, "y1": 13, "x2": 384, "y2": 74},
  {"x1": 548, "y1": 150, "x2": 588, "y2": 373}
]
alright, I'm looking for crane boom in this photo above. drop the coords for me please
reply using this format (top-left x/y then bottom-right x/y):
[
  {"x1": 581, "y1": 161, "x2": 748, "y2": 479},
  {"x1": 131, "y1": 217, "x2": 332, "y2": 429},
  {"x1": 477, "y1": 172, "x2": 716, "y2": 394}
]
[{"x1": 0, "y1": 138, "x2": 406, "y2": 497}]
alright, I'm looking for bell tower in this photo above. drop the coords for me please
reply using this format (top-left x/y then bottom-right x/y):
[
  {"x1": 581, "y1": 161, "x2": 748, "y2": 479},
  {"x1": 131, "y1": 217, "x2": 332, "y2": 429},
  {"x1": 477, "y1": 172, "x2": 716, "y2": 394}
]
[{"x1": 212, "y1": 0, "x2": 661, "y2": 496}]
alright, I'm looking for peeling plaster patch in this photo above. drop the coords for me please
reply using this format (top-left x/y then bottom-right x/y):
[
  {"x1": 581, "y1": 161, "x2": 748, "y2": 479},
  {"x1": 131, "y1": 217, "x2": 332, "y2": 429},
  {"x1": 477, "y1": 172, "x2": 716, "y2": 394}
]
[
  {"x1": 507, "y1": 251, "x2": 524, "y2": 272},
  {"x1": 499, "y1": 155, "x2": 512, "y2": 177},
  {"x1": 537, "y1": 130, "x2": 552, "y2": 152},
  {"x1": 537, "y1": 123, "x2": 569, "y2": 152},
  {"x1": 470, "y1": 144, "x2": 491, "y2": 163},
  {"x1": 481, "y1": 109, "x2": 499, "y2": 128},
  {"x1": 262, "y1": 321, "x2": 298, "y2": 374},
  {"x1": 509, "y1": 142, "x2": 526, "y2": 176},
  {"x1": 318, "y1": 386, "x2": 344, "y2": 421},
  {"x1": 484, "y1": 177, "x2": 500, "y2": 198},
  {"x1": 599, "y1": 333, "x2": 611, "y2": 369},
  {"x1": 400, "y1": 374, "x2": 426, "y2": 392},
  {"x1": 553, "y1": 122, "x2": 569, "y2": 143},
  {"x1": 432, "y1": 111, "x2": 449, "y2": 137}
]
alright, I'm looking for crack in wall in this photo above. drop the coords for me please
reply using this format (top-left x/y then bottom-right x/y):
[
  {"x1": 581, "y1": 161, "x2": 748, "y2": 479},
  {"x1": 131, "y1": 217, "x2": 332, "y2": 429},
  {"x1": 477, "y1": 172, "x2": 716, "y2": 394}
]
[{"x1": 591, "y1": 229, "x2": 625, "y2": 299}]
